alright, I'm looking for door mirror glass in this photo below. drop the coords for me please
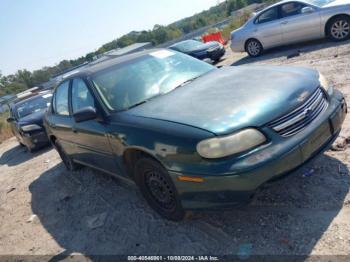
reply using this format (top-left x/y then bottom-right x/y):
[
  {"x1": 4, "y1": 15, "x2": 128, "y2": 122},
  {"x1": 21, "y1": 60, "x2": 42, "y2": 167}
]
[
  {"x1": 73, "y1": 106, "x2": 97, "y2": 123},
  {"x1": 301, "y1": 6, "x2": 314, "y2": 14},
  {"x1": 6, "y1": 117, "x2": 15, "y2": 123}
]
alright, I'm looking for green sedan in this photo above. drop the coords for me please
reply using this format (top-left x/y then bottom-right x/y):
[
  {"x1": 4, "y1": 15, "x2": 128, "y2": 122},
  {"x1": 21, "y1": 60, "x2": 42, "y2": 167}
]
[{"x1": 44, "y1": 49, "x2": 347, "y2": 220}]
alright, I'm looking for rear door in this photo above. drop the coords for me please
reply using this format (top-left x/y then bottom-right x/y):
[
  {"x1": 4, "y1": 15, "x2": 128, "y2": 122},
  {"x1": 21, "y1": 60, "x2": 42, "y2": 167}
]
[
  {"x1": 255, "y1": 6, "x2": 283, "y2": 48},
  {"x1": 70, "y1": 78, "x2": 117, "y2": 174},
  {"x1": 279, "y1": 2, "x2": 321, "y2": 44},
  {"x1": 48, "y1": 80, "x2": 76, "y2": 155}
]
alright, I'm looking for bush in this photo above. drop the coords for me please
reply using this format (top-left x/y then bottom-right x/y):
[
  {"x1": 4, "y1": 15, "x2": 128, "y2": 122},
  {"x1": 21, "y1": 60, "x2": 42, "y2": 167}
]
[
  {"x1": 0, "y1": 112, "x2": 13, "y2": 144},
  {"x1": 221, "y1": 11, "x2": 252, "y2": 40}
]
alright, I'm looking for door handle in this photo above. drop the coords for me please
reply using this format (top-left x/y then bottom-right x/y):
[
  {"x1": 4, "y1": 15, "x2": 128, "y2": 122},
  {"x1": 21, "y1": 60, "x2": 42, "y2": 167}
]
[
  {"x1": 72, "y1": 128, "x2": 78, "y2": 133},
  {"x1": 281, "y1": 21, "x2": 289, "y2": 25}
]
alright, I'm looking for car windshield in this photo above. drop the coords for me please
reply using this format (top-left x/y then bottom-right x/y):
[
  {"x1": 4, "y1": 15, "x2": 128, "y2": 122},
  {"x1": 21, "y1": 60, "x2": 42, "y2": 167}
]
[
  {"x1": 171, "y1": 40, "x2": 203, "y2": 52},
  {"x1": 92, "y1": 50, "x2": 214, "y2": 111},
  {"x1": 15, "y1": 93, "x2": 52, "y2": 119},
  {"x1": 304, "y1": 0, "x2": 335, "y2": 6}
]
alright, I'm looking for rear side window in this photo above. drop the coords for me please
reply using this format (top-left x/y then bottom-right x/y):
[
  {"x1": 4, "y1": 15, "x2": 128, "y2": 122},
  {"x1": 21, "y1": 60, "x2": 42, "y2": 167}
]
[
  {"x1": 54, "y1": 81, "x2": 70, "y2": 116},
  {"x1": 256, "y1": 7, "x2": 279, "y2": 24},
  {"x1": 71, "y1": 78, "x2": 95, "y2": 114},
  {"x1": 281, "y1": 2, "x2": 306, "y2": 18}
]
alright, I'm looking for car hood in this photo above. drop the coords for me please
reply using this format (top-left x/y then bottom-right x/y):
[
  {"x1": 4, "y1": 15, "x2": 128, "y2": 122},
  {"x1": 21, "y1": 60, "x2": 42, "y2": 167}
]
[
  {"x1": 18, "y1": 110, "x2": 46, "y2": 126},
  {"x1": 324, "y1": 0, "x2": 350, "y2": 7},
  {"x1": 127, "y1": 66, "x2": 320, "y2": 135},
  {"x1": 187, "y1": 41, "x2": 220, "y2": 53}
]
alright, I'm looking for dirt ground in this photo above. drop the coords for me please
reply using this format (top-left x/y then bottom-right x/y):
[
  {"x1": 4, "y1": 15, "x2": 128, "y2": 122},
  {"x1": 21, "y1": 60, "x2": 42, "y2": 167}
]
[{"x1": 1, "y1": 39, "x2": 350, "y2": 259}]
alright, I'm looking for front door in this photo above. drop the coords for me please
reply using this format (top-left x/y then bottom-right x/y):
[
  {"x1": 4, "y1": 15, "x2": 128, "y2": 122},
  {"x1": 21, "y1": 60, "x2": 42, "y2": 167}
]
[
  {"x1": 70, "y1": 78, "x2": 117, "y2": 174},
  {"x1": 279, "y1": 2, "x2": 321, "y2": 44}
]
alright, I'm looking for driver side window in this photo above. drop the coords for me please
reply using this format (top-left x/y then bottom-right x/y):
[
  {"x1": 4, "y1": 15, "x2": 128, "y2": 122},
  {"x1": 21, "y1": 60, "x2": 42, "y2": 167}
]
[
  {"x1": 280, "y1": 2, "x2": 307, "y2": 18},
  {"x1": 71, "y1": 78, "x2": 95, "y2": 114}
]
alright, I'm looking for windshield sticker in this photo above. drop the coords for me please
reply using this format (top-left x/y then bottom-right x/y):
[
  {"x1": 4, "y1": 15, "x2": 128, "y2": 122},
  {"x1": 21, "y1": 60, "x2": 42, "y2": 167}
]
[
  {"x1": 150, "y1": 50, "x2": 175, "y2": 59},
  {"x1": 42, "y1": 94, "x2": 52, "y2": 99}
]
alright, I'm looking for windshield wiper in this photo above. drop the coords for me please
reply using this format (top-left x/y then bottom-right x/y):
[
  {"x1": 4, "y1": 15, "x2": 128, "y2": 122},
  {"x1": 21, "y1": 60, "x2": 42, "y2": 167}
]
[
  {"x1": 173, "y1": 75, "x2": 202, "y2": 90},
  {"x1": 125, "y1": 100, "x2": 147, "y2": 110}
]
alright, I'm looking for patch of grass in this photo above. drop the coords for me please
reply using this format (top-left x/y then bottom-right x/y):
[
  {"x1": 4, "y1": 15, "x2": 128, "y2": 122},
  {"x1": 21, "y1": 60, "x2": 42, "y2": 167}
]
[{"x1": 0, "y1": 112, "x2": 13, "y2": 144}]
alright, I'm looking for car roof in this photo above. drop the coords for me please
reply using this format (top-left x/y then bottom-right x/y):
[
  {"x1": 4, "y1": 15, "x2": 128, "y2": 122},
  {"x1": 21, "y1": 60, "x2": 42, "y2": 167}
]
[
  {"x1": 169, "y1": 39, "x2": 201, "y2": 48},
  {"x1": 256, "y1": 0, "x2": 311, "y2": 14},
  {"x1": 11, "y1": 91, "x2": 52, "y2": 108},
  {"x1": 60, "y1": 48, "x2": 165, "y2": 80}
]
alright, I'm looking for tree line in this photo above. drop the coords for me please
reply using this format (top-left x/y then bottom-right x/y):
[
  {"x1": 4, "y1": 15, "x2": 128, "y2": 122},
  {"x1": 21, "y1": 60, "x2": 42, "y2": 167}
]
[{"x1": 0, "y1": 0, "x2": 270, "y2": 97}]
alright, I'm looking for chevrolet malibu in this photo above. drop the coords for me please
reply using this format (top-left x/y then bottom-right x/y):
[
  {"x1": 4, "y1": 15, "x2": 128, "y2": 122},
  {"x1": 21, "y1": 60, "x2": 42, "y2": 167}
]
[
  {"x1": 44, "y1": 49, "x2": 346, "y2": 220},
  {"x1": 231, "y1": 0, "x2": 350, "y2": 57}
]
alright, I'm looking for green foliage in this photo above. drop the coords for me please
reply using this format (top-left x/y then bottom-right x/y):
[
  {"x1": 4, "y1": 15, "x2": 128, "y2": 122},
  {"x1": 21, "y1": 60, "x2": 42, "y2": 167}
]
[
  {"x1": 0, "y1": 111, "x2": 12, "y2": 143},
  {"x1": 0, "y1": 0, "x2": 271, "y2": 97},
  {"x1": 221, "y1": 11, "x2": 252, "y2": 40}
]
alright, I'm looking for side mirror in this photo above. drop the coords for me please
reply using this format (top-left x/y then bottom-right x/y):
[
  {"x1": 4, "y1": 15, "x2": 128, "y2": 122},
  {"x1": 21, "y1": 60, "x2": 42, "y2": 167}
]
[
  {"x1": 6, "y1": 117, "x2": 15, "y2": 123},
  {"x1": 73, "y1": 107, "x2": 97, "y2": 123},
  {"x1": 301, "y1": 6, "x2": 315, "y2": 14}
]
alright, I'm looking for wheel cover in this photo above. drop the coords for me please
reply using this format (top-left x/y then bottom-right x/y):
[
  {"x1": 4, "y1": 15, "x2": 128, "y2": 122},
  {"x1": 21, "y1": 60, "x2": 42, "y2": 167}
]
[
  {"x1": 331, "y1": 20, "x2": 350, "y2": 39},
  {"x1": 247, "y1": 41, "x2": 261, "y2": 56},
  {"x1": 145, "y1": 170, "x2": 176, "y2": 211}
]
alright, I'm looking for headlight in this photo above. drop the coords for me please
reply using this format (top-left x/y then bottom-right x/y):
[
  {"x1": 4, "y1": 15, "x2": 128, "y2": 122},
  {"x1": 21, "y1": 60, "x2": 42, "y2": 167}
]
[
  {"x1": 196, "y1": 128, "x2": 266, "y2": 159},
  {"x1": 319, "y1": 73, "x2": 333, "y2": 96},
  {"x1": 21, "y1": 124, "x2": 42, "y2": 132}
]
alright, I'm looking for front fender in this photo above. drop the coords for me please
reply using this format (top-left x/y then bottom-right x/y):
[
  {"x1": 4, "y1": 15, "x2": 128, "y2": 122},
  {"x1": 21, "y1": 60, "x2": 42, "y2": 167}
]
[{"x1": 106, "y1": 114, "x2": 214, "y2": 173}]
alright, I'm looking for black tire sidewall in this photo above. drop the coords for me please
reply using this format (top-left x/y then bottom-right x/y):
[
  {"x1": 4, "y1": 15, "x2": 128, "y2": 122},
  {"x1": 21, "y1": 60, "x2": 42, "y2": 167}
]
[
  {"x1": 246, "y1": 39, "x2": 263, "y2": 57},
  {"x1": 55, "y1": 141, "x2": 78, "y2": 171},
  {"x1": 328, "y1": 16, "x2": 350, "y2": 42},
  {"x1": 134, "y1": 157, "x2": 185, "y2": 221}
]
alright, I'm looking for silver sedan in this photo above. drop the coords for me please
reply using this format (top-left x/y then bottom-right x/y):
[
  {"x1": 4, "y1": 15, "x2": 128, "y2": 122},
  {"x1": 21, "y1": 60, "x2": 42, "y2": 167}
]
[{"x1": 230, "y1": 0, "x2": 350, "y2": 57}]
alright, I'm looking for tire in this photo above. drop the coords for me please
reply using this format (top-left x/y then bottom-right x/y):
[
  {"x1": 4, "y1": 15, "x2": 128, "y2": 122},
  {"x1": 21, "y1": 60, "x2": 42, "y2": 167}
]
[
  {"x1": 26, "y1": 146, "x2": 33, "y2": 153},
  {"x1": 245, "y1": 39, "x2": 263, "y2": 57},
  {"x1": 55, "y1": 141, "x2": 81, "y2": 171},
  {"x1": 327, "y1": 15, "x2": 350, "y2": 42},
  {"x1": 213, "y1": 57, "x2": 222, "y2": 63},
  {"x1": 134, "y1": 157, "x2": 185, "y2": 221}
]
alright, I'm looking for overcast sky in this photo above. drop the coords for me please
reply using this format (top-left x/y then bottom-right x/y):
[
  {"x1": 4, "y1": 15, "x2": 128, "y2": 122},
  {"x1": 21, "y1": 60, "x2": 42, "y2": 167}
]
[{"x1": 0, "y1": 0, "x2": 219, "y2": 75}]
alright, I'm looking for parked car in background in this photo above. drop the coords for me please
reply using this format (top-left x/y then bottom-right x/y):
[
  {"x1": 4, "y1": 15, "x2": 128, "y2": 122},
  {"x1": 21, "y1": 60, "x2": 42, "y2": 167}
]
[
  {"x1": 231, "y1": 0, "x2": 350, "y2": 57},
  {"x1": 7, "y1": 92, "x2": 52, "y2": 152},
  {"x1": 45, "y1": 49, "x2": 346, "y2": 221},
  {"x1": 169, "y1": 39, "x2": 225, "y2": 62},
  {"x1": 0, "y1": 94, "x2": 16, "y2": 113}
]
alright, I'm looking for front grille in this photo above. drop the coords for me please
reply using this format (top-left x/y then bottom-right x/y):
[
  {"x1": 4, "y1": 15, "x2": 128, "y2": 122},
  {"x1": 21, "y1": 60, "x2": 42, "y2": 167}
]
[{"x1": 268, "y1": 88, "x2": 328, "y2": 137}]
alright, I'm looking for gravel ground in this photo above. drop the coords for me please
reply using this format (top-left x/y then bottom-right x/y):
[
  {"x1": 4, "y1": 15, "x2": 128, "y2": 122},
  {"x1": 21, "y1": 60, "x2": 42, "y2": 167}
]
[{"x1": 1, "y1": 39, "x2": 350, "y2": 259}]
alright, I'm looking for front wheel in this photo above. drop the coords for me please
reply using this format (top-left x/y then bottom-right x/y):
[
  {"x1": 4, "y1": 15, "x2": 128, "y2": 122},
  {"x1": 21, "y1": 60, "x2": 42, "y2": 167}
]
[
  {"x1": 327, "y1": 16, "x2": 350, "y2": 41},
  {"x1": 245, "y1": 39, "x2": 263, "y2": 57},
  {"x1": 134, "y1": 157, "x2": 185, "y2": 221}
]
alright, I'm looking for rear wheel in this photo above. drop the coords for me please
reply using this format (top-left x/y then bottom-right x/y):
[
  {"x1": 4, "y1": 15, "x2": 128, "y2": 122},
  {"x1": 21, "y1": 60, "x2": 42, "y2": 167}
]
[
  {"x1": 327, "y1": 16, "x2": 350, "y2": 41},
  {"x1": 245, "y1": 39, "x2": 263, "y2": 57},
  {"x1": 26, "y1": 146, "x2": 33, "y2": 153},
  {"x1": 134, "y1": 157, "x2": 185, "y2": 221},
  {"x1": 55, "y1": 141, "x2": 80, "y2": 171}
]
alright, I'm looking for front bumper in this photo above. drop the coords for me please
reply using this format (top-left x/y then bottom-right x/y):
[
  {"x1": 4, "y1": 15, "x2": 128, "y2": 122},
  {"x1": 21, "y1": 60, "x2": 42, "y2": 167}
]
[
  {"x1": 21, "y1": 130, "x2": 50, "y2": 150},
  {"x1": 169, "y1": 91, "x2": 347, "y2": 209},
  {"x1": 230, "y1": 39, "x2": 245, "y2": 53},
  {"x1": 208, "y1": 47, "x2": 226, "y2": 61}
]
